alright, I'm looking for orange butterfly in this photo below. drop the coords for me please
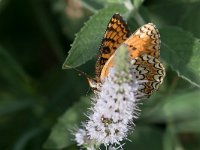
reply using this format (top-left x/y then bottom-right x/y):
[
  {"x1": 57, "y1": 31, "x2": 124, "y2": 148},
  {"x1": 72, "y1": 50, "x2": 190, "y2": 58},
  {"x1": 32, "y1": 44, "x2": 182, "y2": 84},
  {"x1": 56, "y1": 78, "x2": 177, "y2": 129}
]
[{"x1": 88, "y1": 13, "x2": 165, "y2": 98}]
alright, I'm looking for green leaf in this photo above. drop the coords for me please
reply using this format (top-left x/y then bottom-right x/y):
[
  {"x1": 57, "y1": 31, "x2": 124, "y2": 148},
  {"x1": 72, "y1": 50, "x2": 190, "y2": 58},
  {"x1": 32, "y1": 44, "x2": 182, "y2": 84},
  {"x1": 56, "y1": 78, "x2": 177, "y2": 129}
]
[
  {"x1": 62, "y1": 4, "x2": 128, "y2": 69},
  {"x1": 0, "y1": 46, "x2": 33, "y2": 95},
  {"x1": 53, "y1": 0, "x2": 95, "y2": 39},
  {"x1": 125, "y1": 126, "x2": 163, "y2": 150},
  {"x1": 43, "y1": 97, "x2": 90, "y2": 149},
  {"x1": 0, "y1": 98, "x2": 33, "y2": 116},
  {"x1": 145, "y1": 1, "x2": 200, "y2": 27},
  {"x1": 163, "y1": 126, "x2": 184, "y2": 150},
  {"x1": 141, "y1": 90, "x2": 200, "y2": 123},
  {"x1": 0, "y1": 46, "x2": 28, "y2": 81},
  {"x1": 179, "y1": 2, "x2": 200, "y2": 38},
  {"x1": 160, "y1": 26, "x2": 200, "y2": 87},
  {"x1": 133, "y1": 0, "x2": 144, "y2": 9},
  {"x1": 172, "y1": 119, "x2": 200, "y2": 133},
  {"x1": 163, "y1": 127, "x2": 174, "y2": 150},
  {"x1": 0, "y1": 0, "x2": 10, "y2": 13},
  {"x1": 30, "y1": 0, "x2": 65, "y2": 62},
  {"x1": 13, "y1": 128, "x2": 43, "y2": 150}
]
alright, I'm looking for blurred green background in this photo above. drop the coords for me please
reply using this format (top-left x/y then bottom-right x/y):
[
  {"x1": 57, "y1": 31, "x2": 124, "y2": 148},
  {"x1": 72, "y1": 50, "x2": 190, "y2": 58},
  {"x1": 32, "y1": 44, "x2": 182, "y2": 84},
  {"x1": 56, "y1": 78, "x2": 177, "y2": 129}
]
[{"x1": 1, "y1": 0, "x2": 200, "y2": 150}]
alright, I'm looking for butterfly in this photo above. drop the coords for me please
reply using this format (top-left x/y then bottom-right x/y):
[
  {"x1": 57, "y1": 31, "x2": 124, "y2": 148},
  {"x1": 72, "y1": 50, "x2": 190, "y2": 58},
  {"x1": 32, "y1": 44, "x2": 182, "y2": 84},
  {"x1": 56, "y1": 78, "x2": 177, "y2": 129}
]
[{"x1": 88, "y1": 13, "x2": 165, "y2": 98}]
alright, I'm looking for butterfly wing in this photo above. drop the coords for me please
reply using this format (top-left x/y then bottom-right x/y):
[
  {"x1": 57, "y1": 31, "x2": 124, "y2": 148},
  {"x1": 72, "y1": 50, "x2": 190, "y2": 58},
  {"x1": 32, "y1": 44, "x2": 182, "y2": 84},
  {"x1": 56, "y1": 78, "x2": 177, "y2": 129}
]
[
  {"x1": 99, "y1": 23, "x2": 165, "y2": 98},
  {"x1": 124, "y1": 23, "x2": 160, "y2": 59},
  {"x1": 131, "y1": 54, "x2": 165, "y2": 98},
  {"x1": 127, "y1": 23, "x2": 163, "y2": 97},
  {"x1": 95, "y1": 13, "x2": 131, "y2": 80},
  {"x1": 100, "y1": 23, "x2": 160, "y2": 80}
]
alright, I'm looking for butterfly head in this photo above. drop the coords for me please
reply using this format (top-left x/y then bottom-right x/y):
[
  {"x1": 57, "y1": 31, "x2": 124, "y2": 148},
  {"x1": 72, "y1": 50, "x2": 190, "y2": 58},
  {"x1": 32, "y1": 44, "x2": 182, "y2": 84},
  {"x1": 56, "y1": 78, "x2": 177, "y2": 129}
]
[{"x1": 87, "y1": 77, "x2": 102, "y2": 93}]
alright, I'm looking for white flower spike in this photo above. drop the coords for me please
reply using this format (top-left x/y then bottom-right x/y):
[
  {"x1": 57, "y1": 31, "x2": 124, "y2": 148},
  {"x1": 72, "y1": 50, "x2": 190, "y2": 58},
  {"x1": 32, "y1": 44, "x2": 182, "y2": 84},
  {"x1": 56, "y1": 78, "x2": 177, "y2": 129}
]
[{"x1": 75, "y1": 44, "x2": 145, "y2": 149}]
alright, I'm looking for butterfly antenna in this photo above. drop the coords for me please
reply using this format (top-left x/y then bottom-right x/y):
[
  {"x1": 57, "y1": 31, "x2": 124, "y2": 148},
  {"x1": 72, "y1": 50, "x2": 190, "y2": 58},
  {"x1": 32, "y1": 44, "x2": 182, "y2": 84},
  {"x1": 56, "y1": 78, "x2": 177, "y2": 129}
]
[
  {"x1": 86, "y1": 86, "x2": 91, "y2": 96},
  {"x1": 71, "y1": 67, "x2": 94, "y2": 95},
  {"x1": 71, "y1": 67, "x2": 89, "y2": 78}
]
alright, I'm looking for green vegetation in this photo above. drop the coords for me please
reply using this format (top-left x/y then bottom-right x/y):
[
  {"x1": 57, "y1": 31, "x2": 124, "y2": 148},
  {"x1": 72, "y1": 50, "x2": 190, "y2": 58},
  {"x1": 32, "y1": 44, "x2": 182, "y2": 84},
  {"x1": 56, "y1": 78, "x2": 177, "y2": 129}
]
[{"x1": 1, "y1": 0, "x2": 200, "y2": 149}]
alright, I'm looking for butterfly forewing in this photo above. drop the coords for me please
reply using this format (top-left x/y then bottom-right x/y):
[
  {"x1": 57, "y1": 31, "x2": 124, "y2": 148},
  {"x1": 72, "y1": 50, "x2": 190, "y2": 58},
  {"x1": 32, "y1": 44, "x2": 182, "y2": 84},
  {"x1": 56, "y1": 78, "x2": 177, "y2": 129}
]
[
  {"x1": 95, "y1": 13, "x2": 131, "y2": 80},
  {"x1": 100, "y1": 23, "x2": 161, "y2": 80},
  {"x1": 124, "y1": 23, "x2": 160, "y2": 59}
]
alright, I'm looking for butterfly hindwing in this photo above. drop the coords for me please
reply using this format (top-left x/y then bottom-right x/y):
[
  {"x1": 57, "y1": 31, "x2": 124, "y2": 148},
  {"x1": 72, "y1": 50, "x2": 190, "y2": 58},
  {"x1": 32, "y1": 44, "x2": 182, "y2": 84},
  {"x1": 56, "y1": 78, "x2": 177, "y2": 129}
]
[
  {"x1": 95, "y1": 13, "x2": 131, "y2": 80},
  {"x1": 130, "y1": 54, "x2": 165, "y2": 98}
]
